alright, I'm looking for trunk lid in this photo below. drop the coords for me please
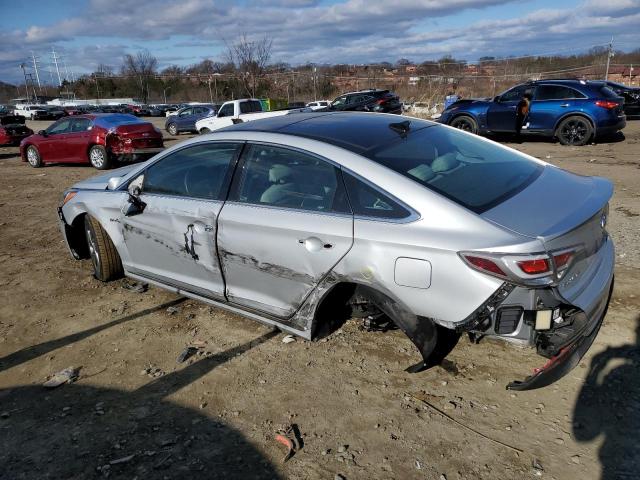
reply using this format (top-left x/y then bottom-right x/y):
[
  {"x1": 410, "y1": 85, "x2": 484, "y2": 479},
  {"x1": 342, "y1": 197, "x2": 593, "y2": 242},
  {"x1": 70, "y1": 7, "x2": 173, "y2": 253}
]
[
  {"x1": 482, "y1": 165, "x2": 613, "y2": 316},
  {"x1": 115, "y1": 123, "x2": 163, "y2": 148}
]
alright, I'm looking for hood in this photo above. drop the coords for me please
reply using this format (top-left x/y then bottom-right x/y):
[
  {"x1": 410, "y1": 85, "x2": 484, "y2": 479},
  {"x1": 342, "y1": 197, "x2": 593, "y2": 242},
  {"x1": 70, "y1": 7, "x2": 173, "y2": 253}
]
[
  {"x1": 482, "y1": 165, "x2": 613, "y2": 240},
  {"x1": 72, "y1": 163, "x2": 141, "y2": 191}
]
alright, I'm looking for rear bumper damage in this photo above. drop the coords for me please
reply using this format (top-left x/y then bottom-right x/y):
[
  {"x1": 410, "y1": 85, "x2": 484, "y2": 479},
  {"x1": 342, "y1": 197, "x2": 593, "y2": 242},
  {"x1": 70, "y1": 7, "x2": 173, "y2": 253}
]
[{"x1": 458, "y1": 236, "x2": 615, "y2": 390}]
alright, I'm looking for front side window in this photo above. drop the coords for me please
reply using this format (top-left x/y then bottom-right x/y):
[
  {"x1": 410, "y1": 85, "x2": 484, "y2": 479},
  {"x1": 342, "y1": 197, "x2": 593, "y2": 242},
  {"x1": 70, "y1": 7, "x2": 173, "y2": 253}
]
[
  {"x1": 179, "y1": 108, "x2": 193, "y2": 117},
  {"x1": 535, "y1": 85, "x2": 586, "y2": 100},
  {"x1": 47, "y1": 119, "x2": 71, "y2": 134},
  {"x1": 361, "y1": 125, "x2": 543, "y2": 213},
  {"x1": 143, "y1": 143, "x2": 240, "y2": 200},
  {"x1": 218, "y1": 104, "x2": 234, "y2": 117},
  {"x1": 236, "y1": 145, "x2": 348, "y2": 213},
  {"x1": 499, "y1": 85, "x2": 528, "y2": 103},
  {"x1": 331, "y1": 96, "x2": 347, "y2": 107}
]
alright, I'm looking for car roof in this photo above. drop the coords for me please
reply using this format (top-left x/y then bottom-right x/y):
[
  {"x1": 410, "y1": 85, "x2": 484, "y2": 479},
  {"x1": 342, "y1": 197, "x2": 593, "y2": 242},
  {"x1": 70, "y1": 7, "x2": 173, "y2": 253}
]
[{"x1": 219, "y1": 111, "x2": 436, "y2": 154}]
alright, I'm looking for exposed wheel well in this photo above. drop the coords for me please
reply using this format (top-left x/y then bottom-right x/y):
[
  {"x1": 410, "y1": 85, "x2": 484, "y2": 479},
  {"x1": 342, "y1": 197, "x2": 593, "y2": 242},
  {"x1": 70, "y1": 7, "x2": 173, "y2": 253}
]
[{"x1": 66, "y1": 213, "x2": 90, "y2": 259}]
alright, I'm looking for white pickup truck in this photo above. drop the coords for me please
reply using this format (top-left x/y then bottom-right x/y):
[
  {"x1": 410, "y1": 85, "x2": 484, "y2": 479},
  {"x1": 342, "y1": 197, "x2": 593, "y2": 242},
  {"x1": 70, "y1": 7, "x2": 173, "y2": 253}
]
[{"x1": 195, "y1": 98, "x2": 309, "y2": 133}]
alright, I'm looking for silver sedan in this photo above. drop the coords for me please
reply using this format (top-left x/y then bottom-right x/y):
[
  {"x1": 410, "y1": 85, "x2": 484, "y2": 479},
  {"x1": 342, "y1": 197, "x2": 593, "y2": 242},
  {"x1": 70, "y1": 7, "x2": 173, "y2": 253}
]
[{"x1": 58, "y1": 112, "x2": 614, "y2": 390}]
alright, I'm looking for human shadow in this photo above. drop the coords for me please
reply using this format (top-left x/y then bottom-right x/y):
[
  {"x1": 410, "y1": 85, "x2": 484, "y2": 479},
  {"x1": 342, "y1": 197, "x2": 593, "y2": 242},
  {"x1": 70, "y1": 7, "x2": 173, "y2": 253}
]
[
  {"x1": 0, "y1": 330, "x2": 281, "y2": 479},
  {"x1": 573, "y1": 315, "x2": 640, "y2": 480},
  {"x1": 0, "y1": 297, "x2": 187, "y2": 374}
]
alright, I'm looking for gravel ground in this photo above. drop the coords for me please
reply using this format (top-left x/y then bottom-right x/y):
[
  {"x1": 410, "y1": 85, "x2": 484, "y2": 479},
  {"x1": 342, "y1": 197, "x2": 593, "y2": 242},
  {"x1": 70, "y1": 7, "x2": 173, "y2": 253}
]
[{"x1": 0, "y1": 117, "x2": 638, "y2": 480}]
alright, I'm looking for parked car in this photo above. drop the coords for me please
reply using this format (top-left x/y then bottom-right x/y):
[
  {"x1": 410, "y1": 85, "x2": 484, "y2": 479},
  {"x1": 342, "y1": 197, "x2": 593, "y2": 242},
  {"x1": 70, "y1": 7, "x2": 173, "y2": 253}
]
[
  {"x1": 57, "y1": 112, "x2": 614, "y2": 390},
  {"x1": 438, "y1": 80, "x2": 626, "y2": 145},
  {"x1": 21, "y1": 113, "x2": 164, "y2": 170},
  {"x1": 63, "y1": 106, "x2": 87, "y2": 116},
  {"x1": 45, "y1": 105, "x2": 66, "y2": 119},
  {"x1": 0, "y1": 105, "x2": 11, "y2": 117},
  {"x1": 194, "y1": 99, "x2": 308, "y2": 134},
  {"x1": 0, "y1": 115, "x2": 33, "y2": 146},
  {"x1": 165, "y1": 105, "x2": 218, "y2": 135},
  {"x1": 129, "y1": 104, "x2": 151, "y2": 116},
  {"x1": 306, "y1": 100, "x2": 331, "y2": 110},
  {"x1": 325, "y1": 89, "x2": 402, "y2": 114},
  {"x1": 13, "y1": 104, "x2": 50, "y2": 120},
  {"x1": 604, "y1": 80, "x2": 640, "y2": 118}
]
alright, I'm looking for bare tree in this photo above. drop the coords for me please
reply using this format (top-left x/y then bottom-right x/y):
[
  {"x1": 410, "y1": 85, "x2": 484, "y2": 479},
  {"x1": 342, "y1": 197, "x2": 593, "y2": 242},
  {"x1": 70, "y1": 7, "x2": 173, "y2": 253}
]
[
  {"x1": 225, "y1": 34, "x2": 273, "y2": 97},
  {"x1": 122, "y1": 50, "x2": 158, "y2": 103}
]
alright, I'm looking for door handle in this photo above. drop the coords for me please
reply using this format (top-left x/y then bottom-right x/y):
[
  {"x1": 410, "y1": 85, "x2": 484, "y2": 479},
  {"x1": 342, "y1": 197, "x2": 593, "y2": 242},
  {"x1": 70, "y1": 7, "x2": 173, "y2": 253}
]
[
  {"x1": 560, "y1": 104, "x2": 569, "y2": 107},
  {"x1": 298, "y1": 237, "x2": 333, "y2": 252}
]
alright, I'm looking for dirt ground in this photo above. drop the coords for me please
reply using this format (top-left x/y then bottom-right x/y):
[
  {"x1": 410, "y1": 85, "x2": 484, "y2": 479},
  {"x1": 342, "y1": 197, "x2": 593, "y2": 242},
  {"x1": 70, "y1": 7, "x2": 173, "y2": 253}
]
[{"x1": 0, "y1": 117, "x2": 638, "y2": 480}]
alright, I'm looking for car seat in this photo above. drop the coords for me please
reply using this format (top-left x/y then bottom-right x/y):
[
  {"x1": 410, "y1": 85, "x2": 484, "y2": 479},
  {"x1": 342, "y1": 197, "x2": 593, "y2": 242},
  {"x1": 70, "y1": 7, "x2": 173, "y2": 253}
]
[{"x1": 260, "y1": 164, "x2": 300, "y2": 207}]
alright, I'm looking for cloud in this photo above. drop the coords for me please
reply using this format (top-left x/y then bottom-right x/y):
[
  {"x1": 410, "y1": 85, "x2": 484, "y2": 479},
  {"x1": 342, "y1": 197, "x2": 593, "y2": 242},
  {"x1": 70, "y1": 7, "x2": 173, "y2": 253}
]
[{"x1": 0, "y1": 0, "x2": 639, "y2": 84}]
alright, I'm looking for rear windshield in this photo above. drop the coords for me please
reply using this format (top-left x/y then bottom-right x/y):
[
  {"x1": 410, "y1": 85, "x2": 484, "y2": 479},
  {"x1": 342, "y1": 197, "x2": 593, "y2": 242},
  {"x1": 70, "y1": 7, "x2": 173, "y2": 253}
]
[
  {"x1": 93, "y1": 114, "x2": 145, "y2": 128},
  {"x1": 362, "y1": 126, "x2": 543, "y2": 213}
]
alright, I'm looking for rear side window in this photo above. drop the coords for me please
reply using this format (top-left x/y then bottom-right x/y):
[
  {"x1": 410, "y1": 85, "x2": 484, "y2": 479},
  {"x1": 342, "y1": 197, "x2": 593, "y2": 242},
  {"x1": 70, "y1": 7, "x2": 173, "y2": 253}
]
[
  {"x1": 361, "y1": 125, "x2": 543, "y2": 213},
  {"x1": 239, "y1": 101, "x2": 263, "y2": 114},
  {"x1": 342, "y1": 171, "x2": 411, "y2": 219},
  {"x1": 236, "y1": 145, "x2": 349, "y2": 213},
  {"x1": 535, "y1": 85, "x2": 586, "y2": 100},
  {"x1": 143, "y1": 143, "x2": 240, "y2": 200}
]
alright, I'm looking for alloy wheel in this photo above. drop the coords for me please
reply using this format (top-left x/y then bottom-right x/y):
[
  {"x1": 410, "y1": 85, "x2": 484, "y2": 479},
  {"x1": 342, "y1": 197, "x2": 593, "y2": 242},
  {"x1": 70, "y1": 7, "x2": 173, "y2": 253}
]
[
  {"x1": 26, "y1": 147, "x2": 39, "y2": 166},
  {"x1": 90, "y1": 148, "x2": 105, "y2": 168},
  {"x1": 560, "y1": 119, "x2": 588, "y2": 145}
]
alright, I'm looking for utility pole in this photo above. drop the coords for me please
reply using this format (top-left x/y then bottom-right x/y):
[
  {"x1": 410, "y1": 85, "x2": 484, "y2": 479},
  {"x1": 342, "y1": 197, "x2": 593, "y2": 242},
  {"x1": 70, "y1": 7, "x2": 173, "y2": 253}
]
[
  {"x1": 20, "y1": 63, "x2": 30, "y2": 100},
  {"x1": 51, "y1": 48, "x2": 62, "y2": 86},
  {"x1": 604, "y1": 37, "x2": 614, "y2": 81},
  {"x1": 630, "y1": 64, "x2": 634, "y2": 85},
  {"x1": 31, "y1": 51, "x2": 42, "y2": 92},
  {"x1": 207, "y1": 77, "x2": 213, "y2": 104}
]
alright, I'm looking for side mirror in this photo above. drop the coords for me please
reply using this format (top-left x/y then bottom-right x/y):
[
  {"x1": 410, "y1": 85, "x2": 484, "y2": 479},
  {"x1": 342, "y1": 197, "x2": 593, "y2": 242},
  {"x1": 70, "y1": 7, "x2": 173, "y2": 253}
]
[
  {"x1": 38, "y1": 130, "x2": 48, "y2": 136},
  {"x1": 107, "y1": 177, "x2": 120, "y2": 191},
  {"x1": 122, "y1": 176, "x2": 146, "y2": 216}
]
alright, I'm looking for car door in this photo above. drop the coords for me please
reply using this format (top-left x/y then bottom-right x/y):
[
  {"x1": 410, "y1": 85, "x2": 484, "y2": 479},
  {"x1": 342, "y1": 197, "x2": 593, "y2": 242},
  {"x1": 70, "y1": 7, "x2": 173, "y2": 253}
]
[
  {"x1": 41, "y1": 118, "x2": 73, "y2": 161},
  {"x1": 175, "y1": 108, "x2": 193, "y2": 130},
  {"x1": 120, "y1": 142, "x2": 242, "y2": 300},
  {"x1": 217, "y1": 143, "x2": 354, "y2": 319},
  {"x1": 486, "y1": 85, "x2": 529, "y2": 132},
  {"x1": 65, "y1": 117, "x2": 94, "y2": 162},
  {"x1": 527, "y1": 85, "x2": 586, "y2": 132}
]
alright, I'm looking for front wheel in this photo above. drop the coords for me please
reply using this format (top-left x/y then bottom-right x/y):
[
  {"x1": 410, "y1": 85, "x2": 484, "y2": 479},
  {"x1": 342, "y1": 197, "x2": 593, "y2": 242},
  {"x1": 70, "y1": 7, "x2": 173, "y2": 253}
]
[
  {"x1": 26, "y1": 145, "x2": 43, "y2": 168},
  {"x1": 84, "y1": 215, "x2": 123, "y2": 282},
  {"x1": 88, "y1": 145, "x2": 111, "y2": 170},
  {"x1": 450, "y1": 115, "x2": 478, "y2": 134},
  {"x1": 555, "y1": 116, "x2": 593, "y2": 146},
  {"x1": 167, "y1": 123, "x2": 178, "y2": 136},
  {"x1": 199, "y1": 127, "x2": 211, "y2": 134}
]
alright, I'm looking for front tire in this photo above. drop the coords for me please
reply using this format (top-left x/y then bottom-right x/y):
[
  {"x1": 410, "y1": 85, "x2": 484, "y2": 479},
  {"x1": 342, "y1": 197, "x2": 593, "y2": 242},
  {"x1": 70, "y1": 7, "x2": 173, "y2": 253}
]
[
  {"x1": 199, "y1": 127, "x2": 211, "y2": 134},
  {"x1": 26, "y1": 145, "x2": 43, "y2": 168},
  {"x1": 167, "y1": 123, "x2": 178, "y2": 136},
  {"x1": 556, "y1": 116, "x2": 593, "y2": 146},
  {"x1": 84, "y1": 215, "x2": 123, "y2": 282},
  {"x1": 89, "y1": 145, "x2": 111, "y2": 170},
  {"x1": 450, "y1": 115, "x2": 478, "y2": 134}
]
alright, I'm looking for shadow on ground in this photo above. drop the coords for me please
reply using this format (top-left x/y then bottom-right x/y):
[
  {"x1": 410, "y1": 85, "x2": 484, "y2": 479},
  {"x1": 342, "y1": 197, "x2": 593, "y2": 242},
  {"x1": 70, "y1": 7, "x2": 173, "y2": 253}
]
[
  {"x1": 573, "y1": 315, "x2": 640, "y2": 480},
  {"x1": 0, "y1": 329, "x2": 280, "y2": 479}
]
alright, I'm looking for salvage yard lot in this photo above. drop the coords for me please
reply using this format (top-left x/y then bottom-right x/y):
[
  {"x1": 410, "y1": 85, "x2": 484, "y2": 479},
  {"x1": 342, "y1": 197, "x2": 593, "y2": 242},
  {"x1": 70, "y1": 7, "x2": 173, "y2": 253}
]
[{"x1": 1, "y1": 117, "x2": 639, "y2": 479}]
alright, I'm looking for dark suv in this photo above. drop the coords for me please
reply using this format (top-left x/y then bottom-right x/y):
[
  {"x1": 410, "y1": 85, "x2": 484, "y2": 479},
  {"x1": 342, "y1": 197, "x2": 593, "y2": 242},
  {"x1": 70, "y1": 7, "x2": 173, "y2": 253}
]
[
  {"x1": 438, "y1": 80, "x2": 626, "y2": 145},
  {"x1": 327, "y1": 89, "x2": 402, "y2": 114}
]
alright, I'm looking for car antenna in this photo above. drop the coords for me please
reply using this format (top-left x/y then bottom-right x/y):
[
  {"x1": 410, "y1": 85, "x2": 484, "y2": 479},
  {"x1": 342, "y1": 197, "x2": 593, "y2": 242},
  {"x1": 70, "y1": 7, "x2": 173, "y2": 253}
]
[{"x1": 389, "y1": 120, "x2": 411, "y2": 137}]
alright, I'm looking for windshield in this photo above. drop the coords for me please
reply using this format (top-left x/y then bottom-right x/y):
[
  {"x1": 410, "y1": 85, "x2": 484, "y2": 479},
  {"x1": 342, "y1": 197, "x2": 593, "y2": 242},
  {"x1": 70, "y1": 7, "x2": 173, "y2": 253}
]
[
  {"x1": 362, "y1": 126, "x2": 543, "y2": 213},
  {"x1": 93, "y1": 114, "x2": 144, "y2": 128}
]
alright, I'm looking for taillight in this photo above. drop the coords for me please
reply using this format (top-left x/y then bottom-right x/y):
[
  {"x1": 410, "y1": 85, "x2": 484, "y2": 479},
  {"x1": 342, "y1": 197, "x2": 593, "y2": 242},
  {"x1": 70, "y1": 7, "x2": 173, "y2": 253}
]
[
  {"x1": 376, "y1": 98, "x2": 387, "y2": 105},
  {"x1": 460, "y1": 248, "x2": 578, "y2": 286},
  {"x1": 552, "y1": 251, "x2": 573, "y2": 270},
  {"x1": 463, "y1": 255, "x2": 507, "y2": 277},
  {"x1": 595, "y1": 100, "x2": 619, "y2": 109},
  {"x1": 517, "y1": 258, "x2": 550, "y2": 275}
]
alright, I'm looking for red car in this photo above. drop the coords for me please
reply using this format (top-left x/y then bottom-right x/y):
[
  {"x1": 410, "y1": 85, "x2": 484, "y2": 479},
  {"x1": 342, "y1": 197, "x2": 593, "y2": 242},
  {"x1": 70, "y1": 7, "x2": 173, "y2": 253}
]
[
  {"x1": 0, "y1": 115, "x2": 33, "y2": 146},
  {"x1": 20, "y1": 114, "x2": 164, "y2": 170}
]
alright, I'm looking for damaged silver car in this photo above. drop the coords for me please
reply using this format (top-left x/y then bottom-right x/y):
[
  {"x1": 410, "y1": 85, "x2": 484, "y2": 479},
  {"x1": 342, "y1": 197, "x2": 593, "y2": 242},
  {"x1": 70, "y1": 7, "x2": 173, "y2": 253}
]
[{"x1": 58, "y1": 112, "x2": 614, "y2": 390}]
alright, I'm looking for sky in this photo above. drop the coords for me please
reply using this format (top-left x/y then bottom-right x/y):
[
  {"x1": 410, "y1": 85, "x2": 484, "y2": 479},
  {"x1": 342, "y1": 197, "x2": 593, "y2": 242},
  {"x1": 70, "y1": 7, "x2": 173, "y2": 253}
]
[{"x1": 0, "y1": 0, "x2": 639, "y2": 84}]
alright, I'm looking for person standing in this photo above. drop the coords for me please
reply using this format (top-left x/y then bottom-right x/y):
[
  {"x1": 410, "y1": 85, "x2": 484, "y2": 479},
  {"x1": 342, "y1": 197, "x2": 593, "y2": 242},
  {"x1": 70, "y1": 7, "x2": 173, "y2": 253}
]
[
  {"x1": 515, "y1": 91, "x2": 532, "y2": 143},
  {"x1": 444, "y1": 90, "x2": 460, "y2": 110}
]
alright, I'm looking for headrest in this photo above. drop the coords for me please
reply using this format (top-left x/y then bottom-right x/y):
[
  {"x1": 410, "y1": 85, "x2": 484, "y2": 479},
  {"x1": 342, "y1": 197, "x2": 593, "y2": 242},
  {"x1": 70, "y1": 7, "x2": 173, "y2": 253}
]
[
  {"x1": 408, "y1": 164, "x2": 435, "y2": 182},
  {"x1": 268, "y1": 164, "x2": 293, "y2": 184},
  {"x1": 431, "y1": 152, "x2": 460, "y2": 173}
]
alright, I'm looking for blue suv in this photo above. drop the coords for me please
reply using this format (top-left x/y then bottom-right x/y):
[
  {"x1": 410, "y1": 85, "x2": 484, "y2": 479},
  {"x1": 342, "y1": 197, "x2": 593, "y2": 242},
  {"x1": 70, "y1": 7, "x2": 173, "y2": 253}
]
[
  {"x1": 165, "y1": 104, "x2": 218, "y2": 135},
  {"x1": 438, "y1": 80, "x2": 626, "y2": 145}
]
